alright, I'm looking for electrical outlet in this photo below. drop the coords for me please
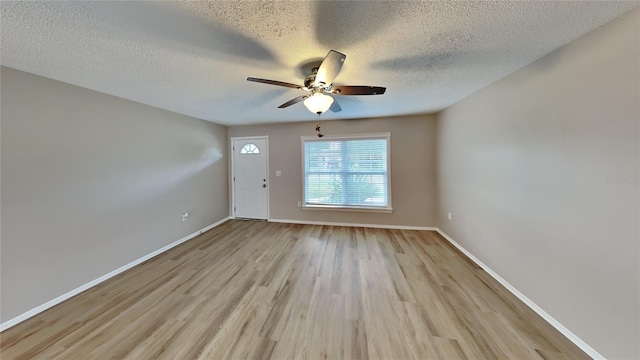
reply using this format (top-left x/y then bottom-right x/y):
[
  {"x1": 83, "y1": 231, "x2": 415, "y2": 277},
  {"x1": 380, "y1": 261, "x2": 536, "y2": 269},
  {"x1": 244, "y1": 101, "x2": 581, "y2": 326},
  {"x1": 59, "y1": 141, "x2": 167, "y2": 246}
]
[
  {"x1": 182, "y1": 212, "x2": 189, "y2": 221},
  {"x1": 297, "y1": 201, "x2": 302, "y2": 207},
  {"x1": 448, "y1": 212, "x2": 452, "y2": 220}
]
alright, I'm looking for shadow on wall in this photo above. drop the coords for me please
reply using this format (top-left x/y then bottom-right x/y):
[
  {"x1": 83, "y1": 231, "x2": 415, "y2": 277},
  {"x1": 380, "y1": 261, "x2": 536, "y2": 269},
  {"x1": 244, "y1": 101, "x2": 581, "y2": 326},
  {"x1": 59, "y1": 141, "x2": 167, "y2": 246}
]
[{"x1": 104, "y1": 125, "x2": 225, "y2": 204}]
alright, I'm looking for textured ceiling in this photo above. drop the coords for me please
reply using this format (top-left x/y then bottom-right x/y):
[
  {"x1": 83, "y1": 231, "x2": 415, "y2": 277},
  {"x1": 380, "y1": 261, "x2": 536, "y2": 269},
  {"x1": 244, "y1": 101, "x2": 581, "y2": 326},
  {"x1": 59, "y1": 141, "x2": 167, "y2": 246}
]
[{"x1": 1, "y1": 1, "x2": 638, "y2": 125}]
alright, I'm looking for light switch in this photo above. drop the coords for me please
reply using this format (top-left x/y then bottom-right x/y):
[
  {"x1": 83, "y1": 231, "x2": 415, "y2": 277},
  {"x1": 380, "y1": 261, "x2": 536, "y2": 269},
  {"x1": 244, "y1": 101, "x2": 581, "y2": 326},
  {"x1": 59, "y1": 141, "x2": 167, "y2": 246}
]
[{"x1": 275, "y1": 170, "x2": 282, "y2": 177}]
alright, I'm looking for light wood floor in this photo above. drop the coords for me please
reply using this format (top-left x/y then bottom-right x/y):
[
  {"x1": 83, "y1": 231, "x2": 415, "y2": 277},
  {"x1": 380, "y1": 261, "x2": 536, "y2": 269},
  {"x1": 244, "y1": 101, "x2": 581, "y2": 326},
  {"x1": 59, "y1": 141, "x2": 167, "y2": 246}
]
[{"x1": 1, "y1": 220, "x2": 588, "y2": 359}]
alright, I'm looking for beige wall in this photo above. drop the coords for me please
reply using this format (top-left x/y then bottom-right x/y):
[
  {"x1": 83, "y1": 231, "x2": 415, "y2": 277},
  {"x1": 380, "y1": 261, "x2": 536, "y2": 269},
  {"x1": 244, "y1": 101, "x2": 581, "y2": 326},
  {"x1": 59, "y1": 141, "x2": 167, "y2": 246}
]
[
  {"x1": 0, "y1": 67, "x2": 229, "y2": 323},
  {"x1": 229, "y1": 115, "x2": 437, "y2": 227},
  {"x1": 437, "y1": 8, "x2": 639, "y2": 359}
]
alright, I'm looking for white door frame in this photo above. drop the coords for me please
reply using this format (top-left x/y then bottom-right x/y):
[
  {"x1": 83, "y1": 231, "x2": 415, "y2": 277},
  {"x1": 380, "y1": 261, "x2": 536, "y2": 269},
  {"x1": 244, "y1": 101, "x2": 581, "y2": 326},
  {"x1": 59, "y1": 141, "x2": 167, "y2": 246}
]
[{"x1": 230, "y1": 136, "x2": 270, "y2": 220}]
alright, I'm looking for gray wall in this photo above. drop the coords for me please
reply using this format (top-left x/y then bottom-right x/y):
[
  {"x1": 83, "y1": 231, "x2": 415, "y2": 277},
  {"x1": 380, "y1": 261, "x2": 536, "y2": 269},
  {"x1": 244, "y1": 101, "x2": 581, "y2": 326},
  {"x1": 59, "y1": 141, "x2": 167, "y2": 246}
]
[
  {"x1": 229, "y1": 115, "x2": 437, "y2": 227},
  {"x1": 437, "y1": 8, "x2": 639, "y2": 359},
  {"x1": 0, "y1": 67, "x2": 229, "y2": 323}
]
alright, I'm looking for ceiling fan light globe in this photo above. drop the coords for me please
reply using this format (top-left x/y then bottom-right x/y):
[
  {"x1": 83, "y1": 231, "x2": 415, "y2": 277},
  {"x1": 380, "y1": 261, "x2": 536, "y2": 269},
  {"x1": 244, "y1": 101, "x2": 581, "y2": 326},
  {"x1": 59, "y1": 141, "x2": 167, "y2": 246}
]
[{"x1": 304, "y1": 93, "x2": 334, "y2": 114}]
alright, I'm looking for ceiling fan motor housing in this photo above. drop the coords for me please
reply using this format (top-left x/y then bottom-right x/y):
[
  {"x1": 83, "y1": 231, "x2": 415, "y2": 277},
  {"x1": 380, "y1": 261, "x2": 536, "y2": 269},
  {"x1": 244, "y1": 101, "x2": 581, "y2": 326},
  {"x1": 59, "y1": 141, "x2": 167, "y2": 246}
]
[{"x1": 304, "y1": 67, "x2": 319, "y2": 89}]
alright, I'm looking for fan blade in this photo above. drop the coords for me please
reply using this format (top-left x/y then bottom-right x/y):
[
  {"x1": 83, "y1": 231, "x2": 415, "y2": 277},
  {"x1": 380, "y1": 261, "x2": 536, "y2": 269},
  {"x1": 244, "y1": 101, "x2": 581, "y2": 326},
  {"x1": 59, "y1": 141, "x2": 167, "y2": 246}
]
[
  {"x1": 331, "y1": 86, "x2": 386, "y2": 95},
  {"x1": 314, "y1": 50, "x2": 346, "y2": 87},
  {"x1": 278, "y1": 95, "x2": 308, "y2": 108},
  {"x1": 329, "y1": 98, "x2": 342, "y2": 113},
  {"x1": 247, "y1": 77, "x2": 302, "y2": 90}
]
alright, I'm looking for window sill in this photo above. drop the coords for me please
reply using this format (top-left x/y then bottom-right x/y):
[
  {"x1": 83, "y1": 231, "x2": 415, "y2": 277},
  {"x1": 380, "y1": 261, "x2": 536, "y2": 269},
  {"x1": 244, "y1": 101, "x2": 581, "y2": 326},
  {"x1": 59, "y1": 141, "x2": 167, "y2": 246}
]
[{"x1": 302, "y1": 205, "x2": 393, "y2": 213}]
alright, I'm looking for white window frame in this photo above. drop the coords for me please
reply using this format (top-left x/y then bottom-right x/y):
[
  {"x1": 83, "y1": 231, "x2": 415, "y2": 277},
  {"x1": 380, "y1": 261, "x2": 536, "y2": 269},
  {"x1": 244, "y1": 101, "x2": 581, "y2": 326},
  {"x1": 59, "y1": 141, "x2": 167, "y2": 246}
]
[{"x1": 301, "y1": 132, "x2": 392, "y2": 212}]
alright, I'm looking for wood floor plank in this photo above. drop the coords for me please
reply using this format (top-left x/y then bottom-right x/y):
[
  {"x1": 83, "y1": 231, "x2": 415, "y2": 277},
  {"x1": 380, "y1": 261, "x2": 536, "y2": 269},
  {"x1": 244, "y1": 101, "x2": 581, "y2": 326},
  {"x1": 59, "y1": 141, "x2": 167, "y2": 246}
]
[{"x1": 0, "y1": 220, "x2": 590, "y2": 360}]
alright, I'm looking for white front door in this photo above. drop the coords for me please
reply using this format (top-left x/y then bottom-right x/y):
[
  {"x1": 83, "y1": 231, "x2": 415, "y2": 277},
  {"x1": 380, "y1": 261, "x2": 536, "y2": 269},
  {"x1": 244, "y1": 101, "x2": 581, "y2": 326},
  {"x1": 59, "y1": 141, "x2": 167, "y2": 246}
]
[{"x1": 233, "y1": 137, "x2": 268, "y2": 220}]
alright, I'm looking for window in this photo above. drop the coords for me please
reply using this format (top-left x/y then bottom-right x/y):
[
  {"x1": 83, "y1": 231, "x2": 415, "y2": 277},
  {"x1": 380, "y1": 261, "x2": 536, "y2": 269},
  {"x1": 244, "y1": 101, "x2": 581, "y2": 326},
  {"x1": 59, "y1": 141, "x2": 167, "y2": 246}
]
[
  {"x1": 302, "y1": 133, "x2": 391, "y2": 211},
  {"x1": 240, "y1": 143, "x2": 260, "y2": 154}
]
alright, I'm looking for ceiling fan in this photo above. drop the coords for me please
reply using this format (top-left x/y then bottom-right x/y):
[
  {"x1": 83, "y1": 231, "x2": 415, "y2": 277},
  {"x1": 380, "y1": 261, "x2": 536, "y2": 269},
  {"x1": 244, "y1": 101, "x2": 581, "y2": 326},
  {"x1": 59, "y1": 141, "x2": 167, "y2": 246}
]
[{"x1": 247, "y1": 50, "x2": 386, "y2": 115}]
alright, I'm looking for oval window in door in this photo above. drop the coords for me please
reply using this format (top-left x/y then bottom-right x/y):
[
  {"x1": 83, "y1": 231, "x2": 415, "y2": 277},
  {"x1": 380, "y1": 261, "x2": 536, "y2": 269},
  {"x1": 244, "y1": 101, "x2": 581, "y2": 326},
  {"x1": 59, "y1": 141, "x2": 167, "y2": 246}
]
[{"x1": 240, "y1": 143, "x2": 260, "y2": 154}]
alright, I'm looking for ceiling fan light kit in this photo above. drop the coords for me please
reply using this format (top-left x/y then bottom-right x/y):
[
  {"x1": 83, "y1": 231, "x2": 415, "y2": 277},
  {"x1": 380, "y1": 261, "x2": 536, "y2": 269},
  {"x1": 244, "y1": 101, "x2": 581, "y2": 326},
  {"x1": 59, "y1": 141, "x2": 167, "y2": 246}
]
[
  {"x1": 304, "y1": 92, "x2": 334, "y2": 114},
  {"x1": 248, "y1": 50, "x2": 386, "y2": 117}
]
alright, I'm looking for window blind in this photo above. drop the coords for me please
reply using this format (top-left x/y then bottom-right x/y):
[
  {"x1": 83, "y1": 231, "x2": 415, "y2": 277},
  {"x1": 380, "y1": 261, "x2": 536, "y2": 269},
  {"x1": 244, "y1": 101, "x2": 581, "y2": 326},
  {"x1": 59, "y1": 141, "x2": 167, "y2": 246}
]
[{"x1": 303, "y1": 134, "x2": 390, "y2": 209}]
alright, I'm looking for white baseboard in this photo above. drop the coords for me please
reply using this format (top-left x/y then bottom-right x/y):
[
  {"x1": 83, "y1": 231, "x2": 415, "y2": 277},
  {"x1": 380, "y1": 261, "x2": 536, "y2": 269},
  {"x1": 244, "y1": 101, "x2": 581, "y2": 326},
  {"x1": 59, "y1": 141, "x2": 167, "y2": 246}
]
[
  {"x1": 268, "y1": 218, "x2": 437, "y2": 231},
  {"x1": 0, "y1": 217, "x2": 602, "y2": 360},
  {"x1": 0, "y1": 217, "x2": 231, "y2": 332},
  {"x1": 435, "y1": 228, "x2": 604, "y2": 360}
]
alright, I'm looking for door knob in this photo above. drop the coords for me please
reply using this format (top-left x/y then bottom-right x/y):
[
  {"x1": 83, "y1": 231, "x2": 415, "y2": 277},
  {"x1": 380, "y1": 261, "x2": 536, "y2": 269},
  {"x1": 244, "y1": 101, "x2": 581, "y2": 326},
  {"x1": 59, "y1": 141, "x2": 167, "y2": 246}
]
[{"x1": 262, "y1": 184, "x2": 267, "y2": 188}]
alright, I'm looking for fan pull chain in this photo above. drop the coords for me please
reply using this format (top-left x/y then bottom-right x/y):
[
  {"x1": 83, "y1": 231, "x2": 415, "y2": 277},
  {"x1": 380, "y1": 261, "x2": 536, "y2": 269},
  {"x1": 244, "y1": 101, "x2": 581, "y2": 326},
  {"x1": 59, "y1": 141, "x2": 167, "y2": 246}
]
[{"x1": 315, "y1": 118, "x2": 324, "y2": 138}]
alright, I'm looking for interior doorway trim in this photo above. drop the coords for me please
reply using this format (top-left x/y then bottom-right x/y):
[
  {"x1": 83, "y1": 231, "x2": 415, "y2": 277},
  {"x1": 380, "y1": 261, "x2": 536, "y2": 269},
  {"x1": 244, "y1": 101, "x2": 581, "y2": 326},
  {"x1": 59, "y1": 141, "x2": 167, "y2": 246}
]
[{"x1": 230, "y1": 136, "x2": 270, "y2": 220}]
